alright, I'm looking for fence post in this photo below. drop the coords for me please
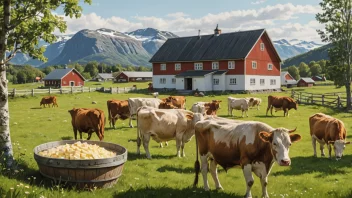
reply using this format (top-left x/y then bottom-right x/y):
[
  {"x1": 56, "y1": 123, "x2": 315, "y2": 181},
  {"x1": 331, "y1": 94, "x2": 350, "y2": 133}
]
[
  {"x1": 124, "y1": 87, "x2": 127, "y2": 93},
  {"x1": 32, "y1": 89, "x2": 34, "y2": 97},
  {"x1": 13, "y1": 88, "x2": 16, "y2": 97},
  {"x1": 310, "y1": 93, "x2": 313, "y2": 104},
  {"x1": 110, "y1": 87, "x2": 113, "y2": 94},
  {"x1": 291, "y1": 90, "x2": 294, "y2": 98},
  {"x1": 89, "y1": 87, "x2": 91, "y2": 92},
  {"x1": 49, "y1": 87, "x2": 51, "y2": 94},
  {"x1": 81, "y1": 86, "x2": 84, "y2": 93},
  {"x1": 322, "y1": 94, "x2": 324, "y2": 106},
  {"x1": 337, "y1": 96, "x2": 341, "y2": 108},
  {"x1": 60, "y1": 87, "x2": 63, "y2": 94},
  {"x1": 299, "y1": 92, "x2": 302, "y2": 102},
  {"x1": 71, "y1": 86, "x2": 73, "y2": 94}
]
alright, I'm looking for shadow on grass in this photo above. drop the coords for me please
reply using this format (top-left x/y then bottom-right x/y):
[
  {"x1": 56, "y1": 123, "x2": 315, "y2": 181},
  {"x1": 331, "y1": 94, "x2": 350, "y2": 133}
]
[
  {"x1": 127, "y1": 152, "x2": 176, "y2": 161},
  {"x1": 113, "y1": 186, "x2": 242, "y2": 198},
  {"x1": 30, "y1": 107, "x2": 42, "y2": 110},
  {"x1": 156, "y1": 165, "x2": 194, "y2": 174},
  {"x1": 273, "y1": 155, "x2": 352, "y2": 178},
  {"x1": 61, "y1": 136, "x2": 73, "y2": 140}
]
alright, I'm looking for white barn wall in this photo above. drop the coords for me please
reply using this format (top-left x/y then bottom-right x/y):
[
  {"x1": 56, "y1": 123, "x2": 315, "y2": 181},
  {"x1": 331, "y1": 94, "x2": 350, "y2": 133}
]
[
  {"x1": 193, "y1": 77, "x2": 205, "y2": 91},
  {"x1": 225, "y1": 75, "x2": 246, "y2": 91},
  {"x1": 244, "y1": 75, "x2": 281, "y2": 90},
  {"x1": 153, "y1": 75, "x2": 176, "y2": 89},
  {"x1": 213, "y1": 74, "x2": 226, "y2": 91}
]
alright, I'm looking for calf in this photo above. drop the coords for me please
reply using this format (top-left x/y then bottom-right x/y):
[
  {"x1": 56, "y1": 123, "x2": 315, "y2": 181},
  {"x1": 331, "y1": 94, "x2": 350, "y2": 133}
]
[
  {"x1": 247, "y1": 97, "x2": 261, "y2": 110},
  {"x1": 68, "y1": 108, "x2": 105, "y2": 141},
  {"x1": 40, "y1": 96, "x2": 58, "y2": 108},
  {"x1": 309, "y1": 113, "x2": 350, "y2": 160},
  {"x1": 228, "y1": 97, "x2": 249, "y2": 117},
  {"x1": 107, "y1": 99, "x2": 130, "y2": 129},
  {"x1": 193, "y1": 119, "x2": 301, "y2": 197}
]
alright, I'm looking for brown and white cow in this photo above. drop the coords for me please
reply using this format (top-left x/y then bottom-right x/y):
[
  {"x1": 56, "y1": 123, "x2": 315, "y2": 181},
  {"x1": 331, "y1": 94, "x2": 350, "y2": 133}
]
[
  {"x1": 247, "y1": 97, "x2": 262, "y2": 110},
  {"x1": 68, "y1": 108, "x2": 106, "y2": 141},
  {"x1": 128, "y1": 98, "x2": 162, "y2": 128},
  {"x1": 266, "y1": 95, "x2": 298, "y2": 117},
  {"x1": 309, "y1": 113, "x2": 350, "y2": 160},
  {"x1": 40, "y1": 96, "x2": 58, "y2": 108},
  {"x1": 193, "y1": 118, "x2": 301, "y2": 197},
  {"x1": 107, "y1": 99, "x2": 130, "y2": 129},
  {"x1": 161, "y1": 96, "x2": 187, "y2": 109},
  {"x1": 191, "y1": 101, "x2": 222, "y2": 115},
  {"x1": 228, "y1": 97, "x2": 250, "y2": 117},
  {"x1": 136, "y1": 106, "x2": 203, "y2": 159}
]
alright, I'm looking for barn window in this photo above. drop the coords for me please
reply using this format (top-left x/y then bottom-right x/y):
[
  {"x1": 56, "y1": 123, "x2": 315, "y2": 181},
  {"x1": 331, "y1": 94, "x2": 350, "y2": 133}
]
[
  {"x1": 250, "y1": 78, "x2": 256, "y2": 85},
  {"x1": 160, "y1": 78, "x2": 166, "y2": 84},
  {"x1": 212, "y1": 62, "x2": 219, "y2": 70},
  {"x1": 171, "y1": 78, "x2": 176, "y2": 84},
  {"x1": 175, "y1": 63, "x2": 181, "y2": 71},
  {"x1": 268, "y1": 63, "x2": 273, "y2": 70},
  {"x1": 270, "y1": 79, "x2": 276, "y2": 85},
  {"x1": 160, "y1": 64, "x2": 166, "y2": 70},
  {"x1": 230, "y1": 78, "x2": 236, "y2": 85},
  {"x1": 194, "y1": 63, "x2": 203, "y2": 70},
  {"x1": 213, "y1": 78, "x2": 219, "y2": 85},
  {"x1": 260, "y1": 79, "x2": 265, "y2": 85},
  {"x1": 260, "y1": 43, "x2": 265, "y2": 51},
  {"x1": 228, "y1": 61, "x2": 235, "y2": 69},
  {"x1": 252, "y1": 61, "x2": 257, "y2": 69}
]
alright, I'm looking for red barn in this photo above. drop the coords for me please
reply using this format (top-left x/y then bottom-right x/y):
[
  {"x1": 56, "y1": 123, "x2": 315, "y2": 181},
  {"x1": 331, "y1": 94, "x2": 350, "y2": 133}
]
[
  {"x1": 43, "y1": 68, "x2": 85, "y2": 87},
  {"x1": 115, "y1": 72, "x2": 152, "y2": 82},
  {"x1": 297, "y1": 78, "x2": 315, "y2": 87},
  {"x1": 149, "y1": 26, "x2": 282, "y2": 92}
]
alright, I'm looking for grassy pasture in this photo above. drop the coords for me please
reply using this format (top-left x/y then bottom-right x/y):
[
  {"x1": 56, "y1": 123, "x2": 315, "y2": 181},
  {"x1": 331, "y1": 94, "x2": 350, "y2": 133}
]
[{"x1": 1, "y1": 86, "x2": 352, "y2": 197}]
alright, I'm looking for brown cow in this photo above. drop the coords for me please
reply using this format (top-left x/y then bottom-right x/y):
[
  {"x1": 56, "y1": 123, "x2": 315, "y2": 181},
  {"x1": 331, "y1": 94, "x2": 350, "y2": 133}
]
[
  {"x1": 309, "y1": 113, "x2": 350, "y2": 160},
  {"x1": 193, "y1": 118, "x2": 301, "y2": 197},
  {"x1": 266, "y1": 95, "x2": 297, "y2": 117},
  {"x1": 40, "y1": 96, "x2": 58, "y2": 108},
  {"x1": 107, "y1": 100, "x2": 130, "y2": 129},
  {"x1": 161, "y1": 96, "x2": 186, "y2": 109},
  {"x1": 159, "y1": 101, "x2": 178, "y2": 109},
  {"x1": 68, "y1": 108, "x2": 105, "y2": 141}
]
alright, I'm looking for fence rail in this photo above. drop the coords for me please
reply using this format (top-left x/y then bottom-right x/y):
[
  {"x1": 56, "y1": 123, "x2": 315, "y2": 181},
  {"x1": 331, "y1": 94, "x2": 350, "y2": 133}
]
[
  {"x1": 8, "y1": 86, "x2": 137, "y2": 97},
  {"x1": 291, "y1": 90, "x2": 348, "y2": 109}
]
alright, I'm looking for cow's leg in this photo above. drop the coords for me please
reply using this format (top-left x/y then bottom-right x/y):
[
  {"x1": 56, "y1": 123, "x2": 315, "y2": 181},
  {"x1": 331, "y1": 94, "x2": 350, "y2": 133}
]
[
  {"x1": 270, "y1": 106, "x2": 274, "y2": 116},
  {"x1": 159, "y1": 142, "x2": 163, "y2": 148},
  {"x1": 142, "y1": 134, "x2": 151, "y2": 159},
  {"x1": 79, "y1": 131, "x2": 83, "y2": 139},
  {"x1": 252, "y1": 162, "x2": 269, "y2": 198},
  {"x1": 242, "y1": 164, "x2": 254, "y2": 198},
  {"x1": 137, "y1": 129, "x2": 142, "y2": 155},
  {"x1": 176, "y1": 138, "x2": 182, "y2": 157},
  {"x1": 245, "y1": 110, "x2": 248, "y2": 117},
  {"x1": 165, "y1": 141, "x2": 168, "y2": 146},
  {"x1": 312, "y1": 136, "x2": 317, "y2": 157},
  {"x1": 209, "y1": 159, "x2": 223, "y2": 190},
  {"x1": 320, "y1": 143, "x2": 326, "y2": 157},
  {"x1": 112, "y1": 117, "x2": 116, "y2": 129},
  {"x1": 241, "y1": 110, "x2": 244, "y2": 118},
  {"x1": 257, "y1": 104, "x2": 259, "y2": 110},
  {"x1": 73, "y1": 128, "x2": 78, "y2": 140},
  {"x1": 328, "y1": 143, "x2": 332, "y2": 159},
  {"x1": 200, "y1": 154, "x2": 210, "y2": 191},
  {"x1": 129, "y1": 115, "x2": 134, "y2": 128},
  {"x1": 87, "y1": 132, "x2": 92, "y2": 140}
]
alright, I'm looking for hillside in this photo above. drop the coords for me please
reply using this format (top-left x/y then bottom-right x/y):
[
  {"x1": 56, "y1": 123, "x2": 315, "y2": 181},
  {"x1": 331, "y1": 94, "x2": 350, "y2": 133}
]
[{"x1": 281, "y1": 43, "x2": 331, "y2": 68}]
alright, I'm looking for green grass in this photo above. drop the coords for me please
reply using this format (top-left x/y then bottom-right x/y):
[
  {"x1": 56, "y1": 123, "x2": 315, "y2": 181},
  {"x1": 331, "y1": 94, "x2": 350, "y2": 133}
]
[{"x1": 1, "y1": 86, "x2": 352, "y2": 197}]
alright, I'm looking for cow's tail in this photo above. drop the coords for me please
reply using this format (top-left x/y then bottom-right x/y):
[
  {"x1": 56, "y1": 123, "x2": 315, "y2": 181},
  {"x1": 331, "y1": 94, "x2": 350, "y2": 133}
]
[
  {"x1": 99, "y1": 110, "x2": 105, "y2": 141},
  {"x1": 193, "y1": 130, "x2": 200, "y2": 188}
]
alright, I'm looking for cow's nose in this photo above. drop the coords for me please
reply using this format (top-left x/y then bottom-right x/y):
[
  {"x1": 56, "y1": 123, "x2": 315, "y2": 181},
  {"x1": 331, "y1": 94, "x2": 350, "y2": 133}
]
[
  {"x1": 336, "y1": 156, "x2": 342, "y2": 161},
  {"x1": 280, "y1": 159, "x2": 291, "y2": 166}
]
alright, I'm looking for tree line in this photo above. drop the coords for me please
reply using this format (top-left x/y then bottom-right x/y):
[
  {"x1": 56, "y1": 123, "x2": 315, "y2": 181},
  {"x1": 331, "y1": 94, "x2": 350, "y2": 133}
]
[
  {"x1": 285, "y1": 60, "x2": 327, "y2": 81},
  {"x1": 7, "y1": 61, "x2": 152, "y2": 84}
]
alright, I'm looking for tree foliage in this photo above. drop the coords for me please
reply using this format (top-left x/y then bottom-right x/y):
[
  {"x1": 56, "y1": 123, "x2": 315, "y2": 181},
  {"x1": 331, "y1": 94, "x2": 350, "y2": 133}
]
[
  {"x1": 298, "y1": 62, "x2": 311, "y2": 77},
  {"x1": 287, "y1": 66, "x2": 300, "y2": 80},
  {"x1": 310, "y1": 64, "x2": 322, "y2": 76}
]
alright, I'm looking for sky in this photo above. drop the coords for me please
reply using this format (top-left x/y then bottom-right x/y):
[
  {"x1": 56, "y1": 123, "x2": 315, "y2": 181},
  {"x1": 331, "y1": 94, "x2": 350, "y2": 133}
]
[{"x1": 55, "y1": 0, "x2": 324, "y2": 42}]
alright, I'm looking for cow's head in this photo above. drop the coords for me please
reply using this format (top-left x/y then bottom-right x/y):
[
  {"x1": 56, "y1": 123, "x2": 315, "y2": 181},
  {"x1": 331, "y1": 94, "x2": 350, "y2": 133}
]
[
  {"x1": 159, "y1": 101, "x2": 178, "y2": 109},
  {"x1": 68, "y1": 108, "x2": 78, "y2": 117},
  {"x1": 328, "y1": 140, "x2": 350, "y2": 160},
  {"x1": 259, "y1": 127, "x2": 301, "y2": 166}
]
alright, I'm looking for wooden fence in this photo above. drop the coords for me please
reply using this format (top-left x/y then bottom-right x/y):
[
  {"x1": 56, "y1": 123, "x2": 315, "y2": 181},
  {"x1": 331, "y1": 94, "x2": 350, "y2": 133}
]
[
  {"x1": 8, "y1": 86, "x2": 137, "y2": 97},
  {"x1": 291, "y1": 90, "x2": 348, "y2": 109}
]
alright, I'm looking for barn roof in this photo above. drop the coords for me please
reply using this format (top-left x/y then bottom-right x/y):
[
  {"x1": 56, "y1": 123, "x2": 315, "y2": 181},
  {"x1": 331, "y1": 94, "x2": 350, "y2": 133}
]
[
  {"x1": 96, "y1": 73, "x2": 114, "y2": 79},
  {"x1": 150, "y1": 29, "x2": 280, "y2": 63},
  {"x1": 120, "y1": 72, "x2": 152, "y2": 78},
  {"x1": 43, "y1": 68, "x2": 86, "y2": 81},
  {"x1": 299, "y1": 78, "x2": 315, "y2": 83}
]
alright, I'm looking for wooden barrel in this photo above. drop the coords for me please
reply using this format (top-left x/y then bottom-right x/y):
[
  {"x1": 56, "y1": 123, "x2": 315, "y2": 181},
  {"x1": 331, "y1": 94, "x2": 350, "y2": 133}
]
[{"x1": 33, "y1": 140, "x2": 127, "y2": 189}]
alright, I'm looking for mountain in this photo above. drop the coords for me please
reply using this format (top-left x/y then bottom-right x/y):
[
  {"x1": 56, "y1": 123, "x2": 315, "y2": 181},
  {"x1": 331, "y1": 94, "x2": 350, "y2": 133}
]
[
  {"x1": 281, "y1": 43, "x2": 331, "y2": 68},
  {"x1": 273, "y1": 39, "x2": 323, "y2": 60}
]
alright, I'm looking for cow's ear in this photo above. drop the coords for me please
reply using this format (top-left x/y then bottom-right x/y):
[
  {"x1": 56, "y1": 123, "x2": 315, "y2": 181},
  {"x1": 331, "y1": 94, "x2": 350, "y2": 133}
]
[
  {"x1": 290, "y1": 134, "x2": 301, "y2": 143},
  {"x1": 186, "y1": 114, "x2": 193, "y2": 120},
  {"x1": 259, "y1": 131, "x2": 272, "y2": 142}
]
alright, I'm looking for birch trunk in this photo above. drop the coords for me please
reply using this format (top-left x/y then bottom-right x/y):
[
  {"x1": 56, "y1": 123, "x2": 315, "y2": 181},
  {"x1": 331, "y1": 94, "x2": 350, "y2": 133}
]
[{"x1": 0, "y1": 0, "x2": 14, "y2": 167}]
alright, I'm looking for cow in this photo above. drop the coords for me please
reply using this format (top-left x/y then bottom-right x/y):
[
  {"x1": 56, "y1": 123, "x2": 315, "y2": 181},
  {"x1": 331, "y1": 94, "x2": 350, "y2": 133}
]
[
  {"x1": 40, "y1": 96, "x2": 58, "y2": 108},
  {"x1": 247, "y1": 97, "x2": 262, "y2": 110},
  {"x1": 136, "y1": 106, "x2": 204, "y2": 159},
  {"x1": 191, "y1": 101, "x2": 222, "y2": 116},
  {"x1": 228, "y1": 97, "x2": 250, "y2": 117},
  {"x1": 161, "y1": 96, "x2": 187, "y2": 109},
  {"x1": 107, "y1": 100, "x2": 130, "y2": 129},
  {"x1": 152, "y1": 92, "x2": 159, "y2": 98},
  {"x1": 309, "y1": 113, "x2": 350, "y2": 160},
  {"x1": 128, "y1": 98, "x2": 162, "y2": 128},
  {"x1": 266, "y1": 95, "x2": 298, "y2": 117},
  {"x1": 68, "y1": 108, "x2": 105, "y2": 141},
  {"x1": 159, "y1": 101, "x2": 178, "y2": 109},
  {"x1": 193, "y1": 119, "x2": 301, "y2": 197}
]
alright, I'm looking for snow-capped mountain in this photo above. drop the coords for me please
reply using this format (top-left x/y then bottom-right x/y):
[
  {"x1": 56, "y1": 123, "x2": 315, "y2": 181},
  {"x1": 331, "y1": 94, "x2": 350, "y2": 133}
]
[{"x1": 273, "y1": 39, "x2": 323, "y2": 60}]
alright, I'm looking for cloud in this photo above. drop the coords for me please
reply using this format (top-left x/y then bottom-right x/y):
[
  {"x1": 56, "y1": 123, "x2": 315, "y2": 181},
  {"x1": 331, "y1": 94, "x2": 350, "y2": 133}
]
[
  {"x1": 56, "y1": 3, "x2": 323, "y2": 41},
  {"x1": 251, "y1": 0, "x2": 266, "y2": 5}
]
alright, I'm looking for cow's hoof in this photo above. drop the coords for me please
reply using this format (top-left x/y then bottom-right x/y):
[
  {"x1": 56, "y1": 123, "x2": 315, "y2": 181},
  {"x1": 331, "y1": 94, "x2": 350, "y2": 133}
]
[
  {"x1": 313, "y1": 154, "x2": 317, "y2": 157},
  {"x1": 129, "y1": 126, "x2": 133, "y2": 128},
  {"x1": 321, "y1": 154, "x2": 325, "y2": 157},
  {"x1": 216, "y1": 186, "x2": 223, "y2": 190}
]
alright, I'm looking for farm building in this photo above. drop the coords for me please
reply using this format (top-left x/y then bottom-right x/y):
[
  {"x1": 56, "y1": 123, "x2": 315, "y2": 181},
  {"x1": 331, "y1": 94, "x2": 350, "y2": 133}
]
[
  {"x1": 312, "y1": 76, "x2": 326, "y2": 81},
  {"x1": 94, "y1": 73, "x2": 114, "y2": 81},
  {"x1": 297, "y1": 78, "x2": 315, "y2": 87},
  {"x1": 281, "y1": 72, "x2": 297, "y2": 88},
  {"x1": 150, "y1": 26, "x2": 282, "y2": 92},
  {"x1": 43, "y1": 68, "x2": 86, "y2": 87},
  {"x1": 115, "y1": 72, "x2": 152, "y2": 82}
]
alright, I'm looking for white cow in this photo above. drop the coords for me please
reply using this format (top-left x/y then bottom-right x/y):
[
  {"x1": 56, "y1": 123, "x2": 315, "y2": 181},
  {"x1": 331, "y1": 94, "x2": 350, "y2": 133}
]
[
  {"x1": 128, "y1": 98, "x2": 162, "y2": 128},
  {"x1": 228, "y1": 97, "x2": 250, "y2": 117},
  {"x1": 191, "y1": 102, "x2": 208, "y2": 114},
  {"x1": 136, "y1": 106, "x2": 203, "y2": 159},
  {"x1": 193, "y1": 119, "x2": 301, "y2": 197}
]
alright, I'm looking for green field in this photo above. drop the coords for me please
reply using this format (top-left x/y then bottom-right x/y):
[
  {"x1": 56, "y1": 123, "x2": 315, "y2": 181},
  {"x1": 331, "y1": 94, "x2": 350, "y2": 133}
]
[{"x1": 1, "y1": 86, "x2": 352, "y2": 198}]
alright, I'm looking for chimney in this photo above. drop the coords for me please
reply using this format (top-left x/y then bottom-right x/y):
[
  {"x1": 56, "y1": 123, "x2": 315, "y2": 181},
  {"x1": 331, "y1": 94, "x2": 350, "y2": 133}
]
[
  {"x1": 214, "y1": 24, "x2": 221, "y2": 36},
  {"x1": 198, "y1": 30, "x2": 201, "y2": 39}
]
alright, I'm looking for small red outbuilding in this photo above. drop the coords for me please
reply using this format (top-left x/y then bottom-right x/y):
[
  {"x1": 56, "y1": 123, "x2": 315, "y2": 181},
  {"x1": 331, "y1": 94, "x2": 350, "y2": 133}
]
[{"x1": 43, "y1": 68, "x2": 86, "y2": 87}]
